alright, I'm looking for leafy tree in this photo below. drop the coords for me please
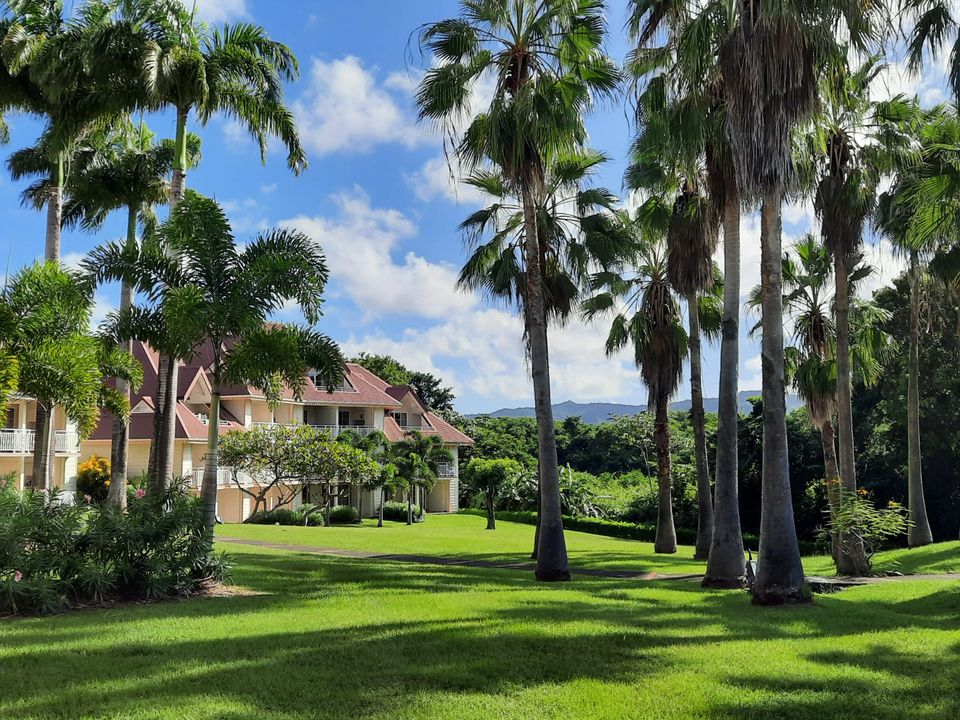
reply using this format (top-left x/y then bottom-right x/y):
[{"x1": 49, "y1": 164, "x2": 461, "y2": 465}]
[
  {"x1": 90, "y1": 191, "x2": 341, "y2": 532},
  {"x1": 461, "y1": 457, "x2": 523, "y2": 530},
  {"x1": 416, "y1": 0, "x2": 619, "y2": 582}
]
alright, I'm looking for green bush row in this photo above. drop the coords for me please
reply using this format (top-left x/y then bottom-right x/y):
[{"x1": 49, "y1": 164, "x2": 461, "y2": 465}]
[{"x1": 459, "y1": 509, "x2": 823, "y2": 555}]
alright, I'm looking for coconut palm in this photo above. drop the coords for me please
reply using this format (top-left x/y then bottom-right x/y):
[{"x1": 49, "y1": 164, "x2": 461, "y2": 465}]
[
  {"x1": 627, "y1": 0, "x2": 747, "y2": 584},
  {"x1": 585, "y1": 210, "x2": 687, "y2": 554},
  {"x1": 118, "y1": 0, "x2": 306, "y2": 495},
  {"x1": 88, "y1": 191, "x2": 342, "y2": 532},
  {"x1": 875, "y1": 104, "x2": 960, "y2": 546},
  {"x1": 719, "y1": 0, "x2": 885, "y2": 604},
  {"x1": 416, "y1": 0, "x2": 619, "y2": 581}
]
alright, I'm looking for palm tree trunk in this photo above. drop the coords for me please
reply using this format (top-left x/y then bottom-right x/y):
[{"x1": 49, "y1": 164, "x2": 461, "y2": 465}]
[
  {"x1": 531, "y1": 469, "x2": 541, "y2": 559},
  {"x1": 200, "y1": 380, "x2": 221, "y2": 533},
  {"x1": 486, "y1": 484, "x2": 496, "y2": 530},
  {"x1": 107, "y1": 207, "x2": 137, "y2": 510},
  {"x1": 687, "y1": 290, "x2": 714, "y2": 559},
  {"x1": 703, "y1": 192, "x2": 745, "y2": 588},
  {"x1": 819, "y1": 416, "x2": 841, "y2": 561},
  {"x1": 45, "y1": 155, "x2": 64, "y2": 262},
  {"x1": 752, "y1": 192, "x2": 807, "y2": 605},
  {"x1": 522, "y1": 183, "x2": 569, "y2": 582},
  {"x1": 833, "y1": 255, "x2": 869, "y2": 575},
  {"x1": 907, "y1": 251, "x2": 933, "y2": 546},
  {"x1": 31, "y1": 403, "x2": 53, "y2": 491},
  {"x1": 653, "y1": 393, "x2": 677, "y2": 553},
  {"x1": 378, "y1": 492, "x2": 384, "y2": 527},
  {"x1": 407, "y1": 489, "x2": 413, "y2": 525},
  {"x1": 151, "y1": 107, "x2": 191, "y2": 495}
]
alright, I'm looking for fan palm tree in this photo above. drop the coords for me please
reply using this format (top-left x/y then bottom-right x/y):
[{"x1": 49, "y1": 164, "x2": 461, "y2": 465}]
[
  {"x1": 392, "y1": 431, "x2": 452, "y2": 525},
  {"x1": 415, "y1": 0, "x2": 619, "y2": 582},
  {"x1": 118, "y1": 0, "x2": 306, "y2": 495},
  {"x1": 719, "y1": 0, "x2": 885, "y2": 604},
  {"x1": 628, "y1": 0, "x2": 747, "y2": 584},
  {"x1": 88, "y1": 191, "x2": 342, "y2": 532},
  {"x1": 585, "y1": 210, "x2": 687, "y2": 554},
  {"x1": 903, "y1": 1, "x2": 960, "y2": 100}
]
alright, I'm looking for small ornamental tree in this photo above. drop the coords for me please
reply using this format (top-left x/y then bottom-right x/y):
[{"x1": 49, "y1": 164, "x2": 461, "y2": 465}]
[
  {"x1": 822, "y1": 489, "x2": 910, "y2": 572},
  {"x1": 76, "y1": 455, "x2": 111, "y2": 505},
  {"x1": 461, "y1": 458, "x2": 523, "y2": 530},
  {"x1": 301, "y1": 441, "x2": 380, "y2": 527},
  {"x1": 219, "y1": 424, "x2": 328, "y2": 519}
]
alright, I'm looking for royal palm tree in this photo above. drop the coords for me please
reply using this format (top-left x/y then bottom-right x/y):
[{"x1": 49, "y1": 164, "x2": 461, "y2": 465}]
[
  {"x1": 628, "y1": 0, "x2": 747, "y2": 584},
  {"x1": 119, "y1": 0, "x2": 306, "y2": 494},
  {"x1": 89, "y1": 191, "x2": 342, "y2": 532},
  {"x1": 719, "y1": 0, "x2": 885, "y2": 604},
  {"x1": 585, "y1": 210, "x2": 687, "y2": 554},
  {"x1": 416, "y1": 0, "x2": 619, "y2": 581}
]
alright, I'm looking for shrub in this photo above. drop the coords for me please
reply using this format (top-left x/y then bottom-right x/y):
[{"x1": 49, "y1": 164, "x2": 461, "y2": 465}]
[
  {"x1": 247, "y1": 504, "x2": 330, "y2": 527},
  {"x1": 329, "y1": 505, "x2": 359, "y2": 524},
  {"x1": 821, "y1": 489, "x2": 910, "y2": 568},
  {"x1": 76, "y1": 455, "x2": 111, "y2": 504},
  {"x1": 382, "y1": 501, "x2": 421, "y2": 522},
  {"x1": 0, "y1": 484, "x2": 229, "y2": 615}
]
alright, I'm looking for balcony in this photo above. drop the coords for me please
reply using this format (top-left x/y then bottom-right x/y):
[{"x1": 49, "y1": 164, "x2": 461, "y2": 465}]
[
  {"x1": 436, "y1": 462, "x2": 457, "y2": 478},
  {"x1": 0, "y1": 429, "x2": 79, "y2": 455},
  {"x1": 251, "y1": 422, "x2": 378, "y2": 438},
  {"x1": 190, "y1": 466, "x2": 256, "y2": 488}
]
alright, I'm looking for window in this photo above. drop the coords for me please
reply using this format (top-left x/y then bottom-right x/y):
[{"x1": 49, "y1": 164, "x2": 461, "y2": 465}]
[
  {"x1": 338, "y1": 410, "x2": 350, "y2": 427},
  {"x1": 391, "y1": 412, "x2": 408, "y2": 427}
]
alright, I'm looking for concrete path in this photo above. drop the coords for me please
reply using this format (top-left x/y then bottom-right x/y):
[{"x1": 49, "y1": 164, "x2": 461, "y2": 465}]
[{"x1": 218, "y1": 537, "x2": 960, "y2": 584}]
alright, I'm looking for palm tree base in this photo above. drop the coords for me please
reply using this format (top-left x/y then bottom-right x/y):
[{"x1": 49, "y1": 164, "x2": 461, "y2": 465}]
[
  {"x1": 534, "y1": 568, "x2": 571, "y2": 582},
  {"x1": 654, "y1": 543, "x2": 677, "y2": 555},
  {"x1": 701, "y1": 575, "x2": 745, "y2": 590},
  {"x1": 693, "y1": 548, "x2": 711, "y2": 561},
  {"x1": 750, "y1": 583, "x2": 812, "y2": 606}
]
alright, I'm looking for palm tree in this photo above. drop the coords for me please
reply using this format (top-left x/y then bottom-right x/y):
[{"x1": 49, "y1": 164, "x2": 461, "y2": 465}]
[
  {"x1": 628, "y1": 0, "x2": 747, "y2": 584},
  {"x1": 89, "y1": 191, "x2": 342, "y2": 532},
  {"x1": 585, "y1": 210, "x2": 687, "y2": 554},
  {"x1": 364, "y1": 462, "x2": 401, "y2": 528},
  {"x1": 337, "y1": 428, "x2": 389, "y2": 519},
  {"x1": 120, "y1": 0, "x2": 306, "y2": 494},
  {"x1": 903, "y1": 1, "x2": 960, "y2": 100},
  {"x1": 0, "y1": 262, "x2": 137, "y2": 490},
  {"x1": 719, "y1": 0, "x2": 884, "y2": 604},
  {"x1": 392, "y1": 431, "x2": 452, "y2": 525},
  {"x1": 416, "y1": 0, "x2": 619, "y2": 582}
]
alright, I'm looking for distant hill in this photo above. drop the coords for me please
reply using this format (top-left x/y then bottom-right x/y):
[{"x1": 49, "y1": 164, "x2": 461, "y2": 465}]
[{"x1": 468, "y1": 393, "x2": 803, "y2": 424}]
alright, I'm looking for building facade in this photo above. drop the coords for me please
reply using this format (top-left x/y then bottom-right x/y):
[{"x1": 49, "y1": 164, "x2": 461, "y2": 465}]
[{"x1": 79, "y1": 342, "x2": 472, "y2": 523}]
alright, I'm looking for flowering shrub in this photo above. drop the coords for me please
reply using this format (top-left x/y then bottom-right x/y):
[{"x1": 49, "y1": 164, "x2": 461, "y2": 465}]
[
  {"x1": 76, "y1": 455, "x2": 111, "y2": 504},
  {"x1": 0, "y1": 484, "x2": 230, "y2": 615},
  {"x1": 820, "y1": 489, "x2": 910, "y2": 569}
]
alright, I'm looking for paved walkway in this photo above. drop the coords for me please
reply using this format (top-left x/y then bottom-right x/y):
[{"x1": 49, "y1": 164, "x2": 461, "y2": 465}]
[{"x1": 218, "y1": 537, "x2": 960, "y2": 584}]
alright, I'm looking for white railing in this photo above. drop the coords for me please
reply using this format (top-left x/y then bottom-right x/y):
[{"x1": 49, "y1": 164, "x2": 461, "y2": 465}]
[
  {"x1": 251, "y1": 423, "x2": 378, "y2": 439},
  {"x1": 0, "y1": 429, "x2": 79, "y2": 454},
  {"x1": 190, "y1": 466, "x2": 256, "y2": 488},
  {"x1": 436, "y1": 462, "x2": 456, "y2": 478}
]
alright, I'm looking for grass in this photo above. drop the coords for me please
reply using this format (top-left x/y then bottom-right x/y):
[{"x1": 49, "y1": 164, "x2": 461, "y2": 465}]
[
  {"x1": 218, "y1": 513, "x2": 960, "y2": 577},
  {"x1": 1, "y1": 539, "x2": 958, "y2": 719}
]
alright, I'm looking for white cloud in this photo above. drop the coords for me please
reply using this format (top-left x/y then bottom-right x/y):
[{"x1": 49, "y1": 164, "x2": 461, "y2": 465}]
[
  {"x1": 292, "y1": 56, "x2": 429, "y2": 156},
  {"x1": 192, "y1": 0, "x2": 249, "y2": 24},
  {"x1": 90, "y1": 293, "x2": 115, "y2": 332},
  {"x1": 61, "y1": 252, "x2": 86, "y2": 272},
  {"x1": 406, "y1": 154, "x2": 485, "y2": 205},
  {"x1": 222, "y1": 197, "x2": 270, "y2": 235},
  {"x1": 280, "y1": 187, "x2": 477, "y2": 320},
  {"x1": 260, "y1": 183, "x2": 277, "y2": 194},
  {"x1": 859, "y1": 235, "x2": 907, "y2": 299}
]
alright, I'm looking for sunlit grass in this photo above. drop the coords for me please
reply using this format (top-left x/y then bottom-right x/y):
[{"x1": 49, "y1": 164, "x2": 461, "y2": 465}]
[{"x1": 1, "y1": 542, "x2": 957, "y2": 720}]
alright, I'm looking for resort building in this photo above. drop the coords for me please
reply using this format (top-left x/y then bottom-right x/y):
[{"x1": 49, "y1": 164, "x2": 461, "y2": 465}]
[
  {"x1": 78, "y1": 341, "x2": 472, "y2": 523},
  {"x1": 1, "y1": 396, "x2": 81, "y2": 493}
]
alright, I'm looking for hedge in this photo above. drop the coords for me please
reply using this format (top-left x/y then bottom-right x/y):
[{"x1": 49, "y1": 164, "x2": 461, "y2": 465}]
[{"x1": 458, "y1": 509, "x2": 822, "y2": 555}]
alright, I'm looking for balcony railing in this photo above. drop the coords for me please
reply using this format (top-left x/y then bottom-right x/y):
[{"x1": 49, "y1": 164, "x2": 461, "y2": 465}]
[
  {"x1": 436, "y1": 462, "x2": 456, "y2": 478},
  {"x1": 0, "y1": 429, "x2": 79, "y2": 455},
  {"x1": 250, "y1": 422, "x2": 378, "y2": 438},
  {"x1": 190, "y1": 466, "x2": 256, "y2": 488}
]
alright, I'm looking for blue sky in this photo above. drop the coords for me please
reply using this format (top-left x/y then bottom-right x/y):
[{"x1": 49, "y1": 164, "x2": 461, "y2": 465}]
[{"x1": 0, "y1": 1, "x2": 947, "y2": 414}]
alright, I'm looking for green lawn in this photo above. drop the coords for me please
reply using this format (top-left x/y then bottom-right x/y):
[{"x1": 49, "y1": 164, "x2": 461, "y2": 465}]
[
  {"x1": 1, "y1": 540, "x2": 958, "y2": 719},
  {"x1": 217, "y1": 513, "x2": 960, "y2": 578}
]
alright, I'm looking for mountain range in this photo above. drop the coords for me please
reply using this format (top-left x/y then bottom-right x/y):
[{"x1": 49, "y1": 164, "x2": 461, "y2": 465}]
[{"x1": 468, "y1": 392, "x2": 803, "y2": 424}]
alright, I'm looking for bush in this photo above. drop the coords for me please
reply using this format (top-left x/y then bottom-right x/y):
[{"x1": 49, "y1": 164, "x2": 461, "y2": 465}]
[
  {"x1": 76, "y1": 455, "x2": 111, "y2": 504},
  {"x1": 0, "y1": 484, "x2": 229, "y2": 615},
  {"x1": 382, "y1": 501, "x2": 421, "y2": 522},
  {"x1": 329, "y1": 505, "x2": 359, "y2": 524}
]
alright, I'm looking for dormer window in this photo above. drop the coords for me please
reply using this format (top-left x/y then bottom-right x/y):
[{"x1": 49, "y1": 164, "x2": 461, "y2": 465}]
[{"x1": 309, "y1": 370, "x2": 356, "y2": 392}]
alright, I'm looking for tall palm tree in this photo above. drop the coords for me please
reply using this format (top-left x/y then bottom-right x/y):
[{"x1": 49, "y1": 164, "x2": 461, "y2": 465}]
[
  {"x1": 585, "y1": 210, "x2": 687, "y2": 554},
  {"x1": 392, "y1": 431, "x2": 451, "y2": 525},
  {"x1": 719, "y1": 0, "x2": 883, "y2": 604},
  {"x1": 89, "y1": 191, "x2": 342, "y2": 532},
  {"x1": 120, "y1": 0, "x2": 306, "y2": 494},
  {"x1": 628, "y1": 0, "x2": 747, "y2": 584},
  {"x1": 66, "y1": 120, "x2": 199, "y2": 506},
  {"x1": 458, "y1": 149, "x2": 626, "y2": 557},
  {"x1": 337, "y1": 428, "x2": 389, "y2": 519},
  {"x1": 416, "y1": 0, "x2": 619, "y2": 581}
]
